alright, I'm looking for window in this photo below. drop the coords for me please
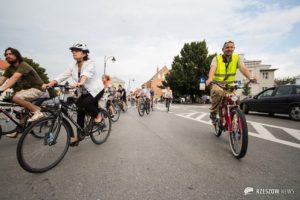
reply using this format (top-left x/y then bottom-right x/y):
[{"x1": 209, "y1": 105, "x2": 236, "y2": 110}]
[
  {"x1": 258, "y1": 88, "x2": 274, "y2": 99},
  {"x1": 262, "y1": 72, "x2": 268, "y2": 79},
  {"x1": 262, "y1": 87, "x2": 268, "y2": 91},
  {"x1": 274, "y1": 86, "x2": 292, "y2": 96},
  {"x1": 294, "y1": 86, "x2": 300, "y2": 95}
]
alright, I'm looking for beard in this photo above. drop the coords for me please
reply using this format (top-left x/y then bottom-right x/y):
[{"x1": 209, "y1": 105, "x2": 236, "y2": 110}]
[{"x1": 6, "y1": 58, "x2": 18, "y2": 65}]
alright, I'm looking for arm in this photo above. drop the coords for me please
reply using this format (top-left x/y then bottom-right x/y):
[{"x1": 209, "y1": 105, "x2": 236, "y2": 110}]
[
  {"x1": 0, "y1": 72, "x2": 22, "y2": 91},
  {"x1": 75, "y1": 75, "x2": 88, "y2": 87},
  {"x1": 0, "y1": 76, "x2": 8, "y2": 87},
  {"x1": 239, "y1": 63, "x2": 256, "y2": 81}
]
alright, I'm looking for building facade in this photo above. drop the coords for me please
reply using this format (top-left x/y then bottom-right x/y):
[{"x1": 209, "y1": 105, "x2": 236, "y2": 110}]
[
  {"x1": 111, "y1": 76, "x2": 125, "y2": 88},
  {"x1": 143, "y1": 66, "x2": 170, "y2": 97},
  {"x1": 236, "y1": 54, "x2": 277, "y2": 96}
]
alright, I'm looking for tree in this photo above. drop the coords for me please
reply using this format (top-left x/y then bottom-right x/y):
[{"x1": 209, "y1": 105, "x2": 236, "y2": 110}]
[
  {"x1": 23, "y1": 57, "x2": 55, "y2": 96},
  {"x1": 275, "y1": 77, "x2": 296, "y2": 85},
  {"x1": 163, "y1": 40, "x2": 214, "y2": 101},
  {"x1": 23, "y1": 57, "x2": 50, "y2": 84}
]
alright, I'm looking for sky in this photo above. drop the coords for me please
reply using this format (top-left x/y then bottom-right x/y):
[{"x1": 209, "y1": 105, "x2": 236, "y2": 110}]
[{"x1": 1, "y1": 0, "x2": 300, "y2": 89}]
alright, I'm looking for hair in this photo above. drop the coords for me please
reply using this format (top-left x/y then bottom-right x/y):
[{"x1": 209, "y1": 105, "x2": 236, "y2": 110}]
[
  {"x1": 223, "y1": 40, "x2": 235, "y2": 48},
  {"x1": 118, "y1": 84, "x2": 122, "y2": 87},
  {"x1": 82, "y1": 50, "x2": 89, "y2": 61},
  {"x1": 4, "y1": 47, "x2": 23, "y2": 63},
  {"x1": 102, "y1": 74, "x2": 111, "y2": 81}
]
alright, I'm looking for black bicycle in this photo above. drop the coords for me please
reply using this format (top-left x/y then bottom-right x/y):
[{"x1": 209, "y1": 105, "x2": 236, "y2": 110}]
[
  {"x1": 16, "y1": 84, "x2": 112, "y2": 173},
  {"x1": 138, "y1": 96, "x2": 150, "y2": 117}
]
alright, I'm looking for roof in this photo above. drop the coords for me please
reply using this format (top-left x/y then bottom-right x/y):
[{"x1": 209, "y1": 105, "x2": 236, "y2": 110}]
[
  {"x1": 260, "y1": 68, "x2": 278, "y2": 71},
  {"x1": 0, "y1": 59, "x2": 9, "y2": 70},
  {"x1": 149, "y1": 66, "x2": 169, "y2": 81}
]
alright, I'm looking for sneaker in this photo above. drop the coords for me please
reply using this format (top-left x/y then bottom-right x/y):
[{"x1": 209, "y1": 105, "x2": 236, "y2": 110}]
[
  {"x1": 6, "y1": 132, "x2": 18, "y2": 138},
  {"x1": 28, "y1": 111, "x2": 44, "y2": 122},
  {"x1": 209, "y1": 113, "x2": 217, "y2": 124}
]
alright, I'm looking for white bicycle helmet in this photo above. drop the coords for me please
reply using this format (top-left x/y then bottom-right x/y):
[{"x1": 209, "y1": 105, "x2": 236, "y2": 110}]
[{"x1": 69, "y1": 43, "x2": 89, "y2": 53}]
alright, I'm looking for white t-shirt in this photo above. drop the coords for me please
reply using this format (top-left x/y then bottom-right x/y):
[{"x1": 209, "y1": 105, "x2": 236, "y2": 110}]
[{"x1": 54, "y1": 60, "x2": 102, "y2": 97}]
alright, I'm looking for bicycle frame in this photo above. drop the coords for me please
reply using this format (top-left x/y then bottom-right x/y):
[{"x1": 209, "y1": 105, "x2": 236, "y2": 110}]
[{"x1": 219, "y1": 92, "x2": 239, "y2": 132}]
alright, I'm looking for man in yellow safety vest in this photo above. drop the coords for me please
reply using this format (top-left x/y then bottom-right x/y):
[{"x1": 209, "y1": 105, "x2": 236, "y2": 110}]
[{"x1": 206, "y1": 40, "x2": 257, "y2": 122}]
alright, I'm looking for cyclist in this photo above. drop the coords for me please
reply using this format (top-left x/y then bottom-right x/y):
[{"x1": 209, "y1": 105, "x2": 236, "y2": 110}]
[
  {"x1": 138, "y1": 85, "x2": 151, "y2": 108},
  {"x1": 117, "y1": 84, "x2": 127, "y2": 111},
  {"x1": 42, "y1": 43, "x2": 102, "y2": 146},
  {"x1": 97, "y1": 74, "x2": 116, "y2": 117},
  {"x1": 150, "y1": 88, "x2": 155, "y2": 110},
  {"x1": 0, "y1": 48, "x2": 46, "y2": 137},
  {"x1": 205, "y1": 40, "x2": 257, "y2": 123},
  {"x1": 164, "y1": 86, "x2": 173, "y2": 109}
]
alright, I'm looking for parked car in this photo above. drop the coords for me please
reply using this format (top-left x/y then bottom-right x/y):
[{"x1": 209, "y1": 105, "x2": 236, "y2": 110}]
[{"x1": 240, "y1": 84, "x2": 300, "y2": 121}]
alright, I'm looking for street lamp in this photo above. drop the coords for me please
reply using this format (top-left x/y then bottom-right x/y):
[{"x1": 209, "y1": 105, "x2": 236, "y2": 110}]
[{"x1": 104, "y1": 56, "x2": 116, "y2": 74}]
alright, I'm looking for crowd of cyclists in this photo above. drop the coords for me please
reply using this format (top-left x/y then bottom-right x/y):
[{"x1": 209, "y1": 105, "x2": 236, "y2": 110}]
[
  {"x1": 0, "y1": 40, "x2": 258, "y2": 172},
  {"x1": 0, "y1": 43, "x2": 173, "y2": 143}
]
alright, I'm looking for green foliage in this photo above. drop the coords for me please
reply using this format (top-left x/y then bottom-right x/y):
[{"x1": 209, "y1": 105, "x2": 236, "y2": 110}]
[
  {"x1": 163, "y1": 40, "x2": 215, "y2": 100},
  {"x1": 23, "y1": 57, "x2": 55, "y2": 97},
  {"x1": 23, "y1": 57, "x2": 49, "y2": 83},
  {"x1": 275, "y1": 77, "x2": 296, "y2": 85}
]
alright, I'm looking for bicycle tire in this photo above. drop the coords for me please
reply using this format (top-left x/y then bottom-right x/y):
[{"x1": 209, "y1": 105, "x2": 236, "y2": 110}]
[
  {"x1": 146, "y1": 102, "x2": 150, "y2": 115},
  {"x1": 229, "y1": 107, "x2": 248, "y2": 159},
  {"x1": 90, "y1": 109, "x2": 111, "y2": 145},
  {"x1": 138, "y1": 102, "x2": 145, "y2": 117},
  {"x1": 109, "y1": 103, "x2": 120, "y2": 122},
  {"x1": 17, "y1": 116, "x2": 71, "y2": 173},
  {"x1": 213, "y1": 118, "x2": 223, "y2": 137}
]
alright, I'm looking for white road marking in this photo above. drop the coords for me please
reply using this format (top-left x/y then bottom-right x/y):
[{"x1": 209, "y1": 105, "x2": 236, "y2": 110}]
[{"x1": 171, "y1": 111, "x2": 300, "y2": 149}]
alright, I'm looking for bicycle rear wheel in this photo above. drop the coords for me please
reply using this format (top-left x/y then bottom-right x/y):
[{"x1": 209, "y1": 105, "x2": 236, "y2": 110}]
[
  {"x1": 229, "y1": 107, "x2": 248, "y2": 159},
  {"x1": 90, "y1": 109, "x2": 111, "y2": 145},
  {"x1": 146, "y1": 102, "x2": 150, "y2": 115},
  {"x1": 0, "y1": 108, "x2": 18, "y2": 134},
  {"x1": 213, "y1": 118, "x2": 223, "y2": 137},
  {"x1": 109, "y1": 103, "x2": 120, "y2": 122},
  {"x1": 17, "y1": 116, "x2": 71, "y2": 173}
]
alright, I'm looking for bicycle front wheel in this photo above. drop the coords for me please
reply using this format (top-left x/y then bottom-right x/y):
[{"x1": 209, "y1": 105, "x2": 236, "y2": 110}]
[
  {"x1": 229, "y1": 108, "x2": 248, "y2": 159},
  {"x1": 17, "y1": 116, "x2": 71, "y2": 173},
  {"x1": 90, "y1": 110, "x2": 111, "y2": 145},
  {"x1": 138, "y1": 102, "x2": 145, "y2": 117}
]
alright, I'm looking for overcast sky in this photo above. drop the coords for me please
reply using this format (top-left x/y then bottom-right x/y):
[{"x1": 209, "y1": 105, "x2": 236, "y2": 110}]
[{"x1": 1, "y1": 0, "x2": 300, "y2": 88}]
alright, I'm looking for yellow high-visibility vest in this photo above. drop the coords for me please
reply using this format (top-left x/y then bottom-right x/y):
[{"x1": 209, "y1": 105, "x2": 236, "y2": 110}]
[{"x1": 214, "y1": 53, "x2": 239, "y2": 84}]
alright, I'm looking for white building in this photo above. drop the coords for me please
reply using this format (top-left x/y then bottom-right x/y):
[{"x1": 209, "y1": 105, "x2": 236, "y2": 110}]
[
  {"x1": 236, "y1": 54, "x2": 277, "y2": 96},
  {"x1": 111, "y1": 76, "x2": 125, "y2": 88}
]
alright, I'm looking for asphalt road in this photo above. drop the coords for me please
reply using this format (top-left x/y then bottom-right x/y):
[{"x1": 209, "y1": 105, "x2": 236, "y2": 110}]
[{"x1": 0, "y1": 103, "x2": 299, "y2": 200}]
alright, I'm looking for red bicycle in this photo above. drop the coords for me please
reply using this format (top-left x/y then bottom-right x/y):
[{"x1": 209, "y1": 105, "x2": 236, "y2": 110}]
[{"x1": 211, "y1": 81, "x2": 250, "y2": 159}]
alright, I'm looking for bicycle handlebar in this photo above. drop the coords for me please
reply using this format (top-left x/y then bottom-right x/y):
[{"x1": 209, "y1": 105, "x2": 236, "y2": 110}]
[{"x1": 210, "y1": 79, "x2": 256, "y2": 90}]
